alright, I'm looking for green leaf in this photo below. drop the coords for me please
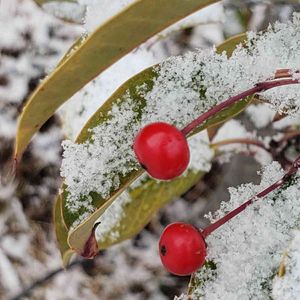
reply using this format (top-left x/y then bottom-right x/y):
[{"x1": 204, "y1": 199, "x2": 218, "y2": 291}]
[
  {"x1": 57, "y1": 33, "x2": 250, "y2": 259},
  {"x1": 15, "y1": 0, "x2": 218, "y2": 160},
  {"x1": 57, "y1": 170, "x2": 205, "y2": 262}
]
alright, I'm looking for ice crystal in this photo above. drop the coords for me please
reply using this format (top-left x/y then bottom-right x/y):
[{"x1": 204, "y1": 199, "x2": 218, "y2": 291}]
[{"x1": 189, "y1": 162, "x2": 300, "y2": 300}]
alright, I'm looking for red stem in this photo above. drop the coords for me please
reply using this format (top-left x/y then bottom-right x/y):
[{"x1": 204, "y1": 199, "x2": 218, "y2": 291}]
[
  {"x1": 202, "y1": 155, "x2": 300, "y2": 238},
  {"x1": 181, "y1": 78, "x2": 300, "y2": 136},
  {"x1": 180, "y1": 73, "x2": 300, "y2": 238}
]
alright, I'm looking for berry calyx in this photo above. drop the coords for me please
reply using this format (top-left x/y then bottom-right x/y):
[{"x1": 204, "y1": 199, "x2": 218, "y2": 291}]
[
  {"x1": 159, "y1": 222, "x2": 206, "y2": 276},
  {"x1": 133, "y1": 122, "x2": 190, "y2": 180}
]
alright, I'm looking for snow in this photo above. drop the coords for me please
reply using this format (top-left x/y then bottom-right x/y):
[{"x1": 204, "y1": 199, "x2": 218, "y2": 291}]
[
  {"x1": 213, "y1": 119, "x2": 253, "y2": 142},
  {"x1": 95, "y1": 130, "x2": 213, "y2": 243},
  {"x1": 61, "y1": 96, "x2": 139, "y2": 215},
  {"x1": 0, "y1": 0, "x2": 81, "y2": 106},
  {"x1": 32, "y1": 128, "x2": 64, "y2": 165},
  {"x1": 42, "y1": 1, "x2": 86, "y2": 24},
  {"x1": 96, "y1": 191, "x2": 132, "y2": 243},
  {"x1": 0, "y1": 109, "x2": 16, "y2": 138},
  {"x1": 246, "y1": 104, "x2": 275, "y2": 129},
  {"x1": 188, "y1": 131, "x2": 214, "y2": 172},
  {"x1": 189, "y1": 162, "x2": 300, "y2": 300},
  {"x1": 61, "y1": 15, "x2": 300, "y2": 226},
  {"x1": 3, "y1": 1, "x2": 300, "y2": 299},
  {"x1": 59, "y1": 2, "x2": 225, "y2": 140},
  {"x1": 60, "y1": 47, "x2": 160, "y2": 140},
  {"x1": 272, "y1": 230, "x2": 300, "y2": 300},
  {"x1": 0, "y1": 248, "x2": 21, "y2": 293},
  {"x1": 79, "y1": 0, "x2": 135, "y2": 32},
  {"x1": 0, "y1": 2, "x2": 82, "y2": 295},
  {"x1": 273, "y1": 115, "x2": 300, "y2": 130},
  {"x1": 211, "y1": 119, "x2": 272, "y2": 165}
]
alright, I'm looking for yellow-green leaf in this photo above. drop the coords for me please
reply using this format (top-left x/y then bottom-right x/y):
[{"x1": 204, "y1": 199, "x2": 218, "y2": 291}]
[
  {"x1": 216, "y1": 32, "x2": 247, "y2": 56},
  {"x1": 53, "y1": 194, "x2": 75, "y2": 266},
  {"x1": 58, "y1": 33, "x2": 250, "y2": 258},
  {"x1": 15, "y1": 0, "x2": 218, "y2": 160},
  {"x1": 98, "y1": 170, "x2": 205, "y2": 249}
]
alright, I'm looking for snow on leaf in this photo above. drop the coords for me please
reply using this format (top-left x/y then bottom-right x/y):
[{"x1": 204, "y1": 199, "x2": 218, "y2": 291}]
[
  {"x1": 61, "y1": 48, "x2": 251, "y2": 230},
  {"x1": 95, "y1": 131, "x2": 214, "y2": 249},
  {"x1": 57, "y1": 33, "x2": 250, "y2": 258},
  {"x1": 58, "y1": 13, "x2": 300, "y2": 257},
  {"x1": 15, "y1": 0, "x2": 218, "y2": 160}
]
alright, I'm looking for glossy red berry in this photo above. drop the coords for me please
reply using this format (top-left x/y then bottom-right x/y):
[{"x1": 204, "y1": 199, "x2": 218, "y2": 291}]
[
  {"x1": 159, "y1": 222, "x2": 206, "y2": 276},
  {"x1": 133, "y1": 122, "x2": 190, "y2": 180}
]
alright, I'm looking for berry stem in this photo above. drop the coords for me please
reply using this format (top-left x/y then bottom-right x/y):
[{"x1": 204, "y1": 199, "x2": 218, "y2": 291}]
[
  {"x1": 201, "y1": 155, "x2": 300, "y2": 238},
  {"x1": 181, "y1": 78, "x2": 300, "y2": 136}
]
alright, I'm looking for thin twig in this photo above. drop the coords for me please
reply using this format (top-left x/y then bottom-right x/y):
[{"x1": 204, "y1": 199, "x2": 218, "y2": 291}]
[{"x1": 202, "y1": 154, "x2": 300, "y2": 238}]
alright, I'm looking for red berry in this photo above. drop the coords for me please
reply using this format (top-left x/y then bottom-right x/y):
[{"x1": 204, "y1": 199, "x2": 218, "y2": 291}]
[
  {"x1": 159, "y1": 222, "x2": 206, "y2": 276},
  {"x1": 133, "y1": 122, "x2": 190, "y2": 180}
]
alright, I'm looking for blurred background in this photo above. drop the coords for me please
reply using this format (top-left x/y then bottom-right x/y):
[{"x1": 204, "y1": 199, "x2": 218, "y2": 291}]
[{"x1": 1, "y1": 1, "x2": 300, "y2": 299}]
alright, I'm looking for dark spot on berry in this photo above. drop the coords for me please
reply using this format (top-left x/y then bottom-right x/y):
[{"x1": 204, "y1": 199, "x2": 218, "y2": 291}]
[{"x1": 160, "y1": 245, "x2": 167, "y2": 256}]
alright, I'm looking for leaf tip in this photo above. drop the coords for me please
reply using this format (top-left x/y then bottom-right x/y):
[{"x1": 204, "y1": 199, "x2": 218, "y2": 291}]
[{"x1": 78, "y1": 222, "x2": 100, "y2": 259}]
